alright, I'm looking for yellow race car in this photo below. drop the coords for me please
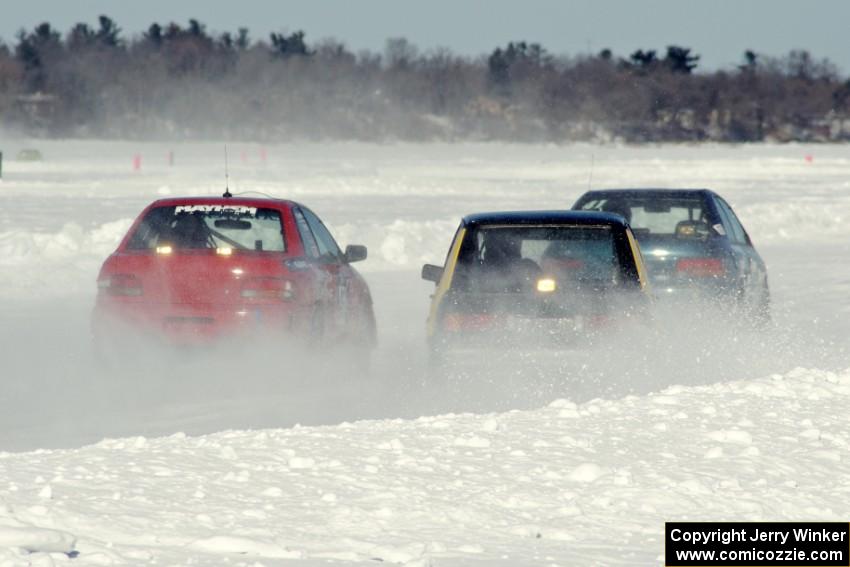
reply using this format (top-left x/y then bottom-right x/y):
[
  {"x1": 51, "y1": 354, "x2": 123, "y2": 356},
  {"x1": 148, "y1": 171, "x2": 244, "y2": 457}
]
[{"x1": 421, "y1": 210, "x2": 652, "y2": 366}]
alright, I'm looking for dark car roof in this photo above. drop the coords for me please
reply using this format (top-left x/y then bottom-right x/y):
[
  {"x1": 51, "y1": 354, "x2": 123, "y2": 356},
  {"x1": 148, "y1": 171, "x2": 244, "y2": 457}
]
[
  {"x1": 575, "y1": 188, "x2": 717, "y2": 201},
  {"x1": 461, "y1": 210, "x2": 629, "y2": 228}
]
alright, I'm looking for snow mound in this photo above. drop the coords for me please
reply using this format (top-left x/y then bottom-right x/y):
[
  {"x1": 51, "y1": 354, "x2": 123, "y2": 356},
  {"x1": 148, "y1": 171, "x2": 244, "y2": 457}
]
[
  {"x1": 0, "y1": 219, "x2": 132, "y2": 298},
  {"x1": 0, "y1": 367, "x2": 847, "y2": 565},
  {"x1": 333, "y1": 218, "x2": 458, "y2": 270},
  {"x1": 0, "y1": 216, "x2": 459, "y2": 295},
  {"x1": 740, "y1": 201, "x2": 850, "y2": 243},
  {"x1": 0, "y1": 526, "x2": 76, "y2": 554},
  {"x1": 187, "y1": 535, "x2": 301, "y2": 559}
]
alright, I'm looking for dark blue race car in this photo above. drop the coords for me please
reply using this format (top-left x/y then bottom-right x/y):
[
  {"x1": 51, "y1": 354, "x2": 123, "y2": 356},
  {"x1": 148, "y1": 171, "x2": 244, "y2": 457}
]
[{"x1": 572, "y1": 188, "x2": 769, "y2": 323}]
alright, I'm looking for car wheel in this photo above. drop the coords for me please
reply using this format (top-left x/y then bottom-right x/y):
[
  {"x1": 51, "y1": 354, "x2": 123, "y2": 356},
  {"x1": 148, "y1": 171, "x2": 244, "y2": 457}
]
[
  {"x1": 349, "y1": 346, "x2": 371, "y2": 376},
  {"x1": 309, "y1": 303, "x2": 325, "y2": 343},
  {"x1": 344, "y1": 304, "x2": 375, "y2": 376},
  {"x1": 91, "y1": 331, "x2": 144, "y2": 375},
  {"x1": 92, "y1": 336, "x2": 116, "y2": 371},
  {"x1": 751, "y1": 283, "x2": 771, "y2": 328},
  {"x1": 736, "y1": 280, "x2": 770, "y2": 329}
]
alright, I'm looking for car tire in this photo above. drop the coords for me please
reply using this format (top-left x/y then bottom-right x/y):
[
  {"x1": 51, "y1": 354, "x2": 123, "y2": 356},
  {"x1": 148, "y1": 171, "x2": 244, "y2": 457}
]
[
  {"x1": 751, "y1": 283, "x2": 771, "y2": 328},
  {"x1": 735, "y1": 280, "x2": 770, "y2": 329},
  {"x1": 346, "y1": 304, "x2": 375, "y2": 376},
  {"x1": 350, "y1": 347, "x2": 372, "y2": 376},
  {"x1": 91, "y1": 330, "x2": 147, "y2": 375},
  {"x1": 92, "y1": 337, "x2": 116, "y2": 371},
  {"x1": 309, "y1": 303, "x2": 325, "y2": 343}
]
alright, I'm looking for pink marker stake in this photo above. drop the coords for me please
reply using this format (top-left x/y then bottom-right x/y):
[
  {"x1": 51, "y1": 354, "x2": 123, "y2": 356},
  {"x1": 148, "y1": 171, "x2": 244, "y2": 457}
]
[{"x1": 133, "y1": 154, "x2": 142, "y2": 171}]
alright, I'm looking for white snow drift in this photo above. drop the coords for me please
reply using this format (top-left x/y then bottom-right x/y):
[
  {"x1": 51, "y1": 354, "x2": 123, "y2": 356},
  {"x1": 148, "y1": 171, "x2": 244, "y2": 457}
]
[{"x1": 0, "y1": 368, "x2": 848, "y2": 565}]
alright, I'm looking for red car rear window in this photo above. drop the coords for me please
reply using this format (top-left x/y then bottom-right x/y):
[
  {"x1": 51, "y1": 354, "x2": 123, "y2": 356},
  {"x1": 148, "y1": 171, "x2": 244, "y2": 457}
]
[{"x1": 127, "y1": 205, "x2": 286, "y2": 252}]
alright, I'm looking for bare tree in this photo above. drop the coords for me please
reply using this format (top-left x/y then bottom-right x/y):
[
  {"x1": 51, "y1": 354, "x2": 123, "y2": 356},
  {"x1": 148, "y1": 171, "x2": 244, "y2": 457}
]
[{"x1": 0, "y1": 18, "x2": 846, "y2": 142}]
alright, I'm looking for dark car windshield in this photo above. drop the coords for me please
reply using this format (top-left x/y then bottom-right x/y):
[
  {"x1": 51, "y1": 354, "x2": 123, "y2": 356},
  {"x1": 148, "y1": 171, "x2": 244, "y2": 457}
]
[
  {"x1": 453, "y1": 225, "x2": 621, "y2": 293},
  {"x1": 577, "y1": 195, "x2": 709, "y2": 238},
  {"x1": 127, "y1": 205, "x2": 285, "y2": 252}
]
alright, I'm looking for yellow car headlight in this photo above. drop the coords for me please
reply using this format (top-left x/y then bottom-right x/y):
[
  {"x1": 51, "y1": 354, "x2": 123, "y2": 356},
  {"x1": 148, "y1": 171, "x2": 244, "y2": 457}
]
[{"x1": 536, "y1": 277, "x2": 556, "y2": 293}]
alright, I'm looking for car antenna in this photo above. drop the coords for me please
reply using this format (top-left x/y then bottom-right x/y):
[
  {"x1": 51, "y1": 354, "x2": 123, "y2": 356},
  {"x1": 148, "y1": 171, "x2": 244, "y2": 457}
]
[
  {"x1": 587, "y1": 153, "x2": 595, "y2": 191},
  {"x1": 223, "y1": 145, "x2": 232, "y2": 198}
]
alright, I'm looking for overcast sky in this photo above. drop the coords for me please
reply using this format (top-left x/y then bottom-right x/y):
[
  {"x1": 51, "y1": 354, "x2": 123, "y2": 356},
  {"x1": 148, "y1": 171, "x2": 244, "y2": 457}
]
[{"x1": 3, "y1": 0, "x2": 848, "y2": 73}]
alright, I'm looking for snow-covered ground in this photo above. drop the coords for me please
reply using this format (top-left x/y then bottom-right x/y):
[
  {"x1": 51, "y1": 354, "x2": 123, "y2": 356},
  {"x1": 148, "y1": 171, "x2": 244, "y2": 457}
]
[{"x1": 0, "y1": 140, "x2": 848, "y2": 565}]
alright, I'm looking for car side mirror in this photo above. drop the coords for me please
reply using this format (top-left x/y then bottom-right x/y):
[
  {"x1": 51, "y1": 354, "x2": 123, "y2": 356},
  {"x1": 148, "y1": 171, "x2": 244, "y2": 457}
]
[
  {"x1": 421, "y1": 263, "x2": 444, "y2": 283},
  {"x1": 344, "y1": 244, "x2": 367, "y2": 263}
]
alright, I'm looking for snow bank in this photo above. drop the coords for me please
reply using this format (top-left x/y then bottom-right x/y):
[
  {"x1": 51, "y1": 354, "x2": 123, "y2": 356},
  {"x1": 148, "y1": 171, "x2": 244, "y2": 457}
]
[
  {"x1": 0, "y1": 526, "x2": 76, "y2": 554},
  {"x1": 0, "y1": 216, "x2": 457, "y2": 298},
  {"x1": 739, "y1": 201, "x2": 850, "y2": 243},
  {"x1": 0, "y1": 504, "x2": 76, "y2": 564},
  {"x1": 3, "y1": 199, "x2": 848, "y2": 297},
  {"x1": 3, "y1": 142, "x2": 850, "y2": 293},
  {"x1": 334, "y1": 218, "x2": 458, "y2": 270},
  {"x1": 0, "y1": 367, "x2": 847, "y2": 565},
  {"x1": 0, "y1": 220, "x2": 132, "y2": 298}
]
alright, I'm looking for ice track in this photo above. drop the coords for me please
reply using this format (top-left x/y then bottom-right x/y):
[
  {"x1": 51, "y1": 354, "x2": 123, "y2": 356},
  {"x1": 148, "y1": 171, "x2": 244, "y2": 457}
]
[{"x1": 0, "y1": 140, "x2": 848, "y2": 565}]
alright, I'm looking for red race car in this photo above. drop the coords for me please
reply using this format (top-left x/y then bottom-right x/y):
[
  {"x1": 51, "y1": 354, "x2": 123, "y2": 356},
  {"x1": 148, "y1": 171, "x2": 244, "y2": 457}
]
[{"x1": 92, "y1": 196, "x2": 376, "y2": 362}]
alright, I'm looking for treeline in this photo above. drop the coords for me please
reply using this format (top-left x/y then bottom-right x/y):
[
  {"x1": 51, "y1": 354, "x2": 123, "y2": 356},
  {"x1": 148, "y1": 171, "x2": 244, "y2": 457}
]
[{"x1": 1, "y1": 16, "x2": 849, "y2": 142}]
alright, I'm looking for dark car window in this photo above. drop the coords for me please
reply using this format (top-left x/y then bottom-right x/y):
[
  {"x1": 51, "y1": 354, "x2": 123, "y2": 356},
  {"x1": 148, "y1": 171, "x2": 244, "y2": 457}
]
[
  {"x1": 577, "y1": 196, "x2": 707, "y2": 237},
  {"x1": 293, "y1": 208, "x2": 321, "y2": 258},
  {"x1": 127, "y1": 205, "x2": 285, "y2": 251},
  {"x1": 712, "y1": 199, "x2": 738, "y2": 242},
  {"x1": 715, "y1": 198, "x2": 749, "y2": 245},
  {"x1": 301, "y1": 207, "x2": 342, "y2": 262},
  {"x1": 454, "y1": 224, "x2": 621, "y2": 293}
]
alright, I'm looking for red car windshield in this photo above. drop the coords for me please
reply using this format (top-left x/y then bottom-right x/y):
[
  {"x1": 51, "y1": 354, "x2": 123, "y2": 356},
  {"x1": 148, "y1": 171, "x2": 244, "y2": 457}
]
[{"x1": 126, "y1": 205, "x2": 286, "y2": 252}]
